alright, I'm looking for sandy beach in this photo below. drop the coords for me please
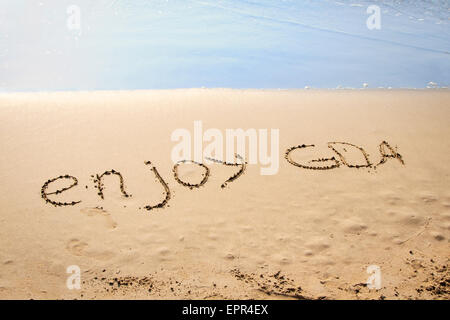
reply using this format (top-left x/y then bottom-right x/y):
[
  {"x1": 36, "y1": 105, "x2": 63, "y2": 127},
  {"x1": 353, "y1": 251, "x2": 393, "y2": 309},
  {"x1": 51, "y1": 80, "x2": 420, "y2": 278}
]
[{"x1": 0, "y1": 89, "x2": 449, "y2": 300}]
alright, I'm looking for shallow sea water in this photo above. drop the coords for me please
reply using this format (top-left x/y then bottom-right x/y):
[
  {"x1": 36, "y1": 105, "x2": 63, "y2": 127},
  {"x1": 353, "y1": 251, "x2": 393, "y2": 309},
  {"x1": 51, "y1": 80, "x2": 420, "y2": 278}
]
[{"x1": 0, "y1": 0, "x2": 449, "y2": 91}]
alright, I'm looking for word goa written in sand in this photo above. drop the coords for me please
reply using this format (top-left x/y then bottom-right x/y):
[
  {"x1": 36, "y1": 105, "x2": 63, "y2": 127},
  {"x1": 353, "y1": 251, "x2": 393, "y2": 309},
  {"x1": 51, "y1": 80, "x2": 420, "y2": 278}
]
[{"x1": 41, "y1": 140, "x2": 404, "y2": 210}]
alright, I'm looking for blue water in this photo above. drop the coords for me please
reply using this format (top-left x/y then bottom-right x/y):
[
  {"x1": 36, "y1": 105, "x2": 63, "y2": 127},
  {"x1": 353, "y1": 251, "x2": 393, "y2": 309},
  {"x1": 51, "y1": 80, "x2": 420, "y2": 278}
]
[{"x1": 0, "y1": 0, "x2": 449, "y2": 91}]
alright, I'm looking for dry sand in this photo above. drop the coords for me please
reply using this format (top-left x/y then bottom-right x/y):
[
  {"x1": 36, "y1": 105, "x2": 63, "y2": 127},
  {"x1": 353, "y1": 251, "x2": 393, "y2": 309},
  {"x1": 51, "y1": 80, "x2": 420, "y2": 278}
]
[{"x1": 0, "y1": 89, "x2": 449, "y2": 300}]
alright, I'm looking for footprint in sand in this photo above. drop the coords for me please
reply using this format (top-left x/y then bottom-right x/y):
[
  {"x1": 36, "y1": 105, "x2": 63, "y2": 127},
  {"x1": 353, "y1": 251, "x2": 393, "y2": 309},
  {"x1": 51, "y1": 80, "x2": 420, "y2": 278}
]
[
  {"x1": 66, "y1": 239, "x2": 88, "y2": 256},
  {"x1": 306, "y1": 238, "x2": 331, "y2": 253},
  {"x1": 66, "y1": 238, "x2": 114, "y2": 260},
  {"x1": 419, "y1": 193, "x2": 438, "y2": 203},
  {"x1": 341, "y1": 218, "x2": 368, "y2": 234},
  {"x1": 80, "y1": 207, "x2": 117, "y2": 229}
]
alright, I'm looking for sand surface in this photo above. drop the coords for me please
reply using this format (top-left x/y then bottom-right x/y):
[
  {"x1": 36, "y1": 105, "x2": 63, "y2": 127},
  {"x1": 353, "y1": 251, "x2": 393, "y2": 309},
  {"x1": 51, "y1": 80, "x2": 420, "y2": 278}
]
[{"x1": 0, "y1": 89, "x2": 449, "y2": 299}]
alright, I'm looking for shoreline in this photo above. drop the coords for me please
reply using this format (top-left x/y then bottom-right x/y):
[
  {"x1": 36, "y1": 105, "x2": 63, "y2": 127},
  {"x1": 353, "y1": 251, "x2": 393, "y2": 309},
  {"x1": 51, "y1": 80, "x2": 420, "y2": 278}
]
[{"x1": 1, "y1": 87, "x2": 449, "y2": 96}]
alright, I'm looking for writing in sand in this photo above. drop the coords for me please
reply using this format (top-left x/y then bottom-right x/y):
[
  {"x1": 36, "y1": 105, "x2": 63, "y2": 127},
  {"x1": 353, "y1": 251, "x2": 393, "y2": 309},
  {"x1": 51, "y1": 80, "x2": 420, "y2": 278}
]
[{"x1": 41, "y1": 140, "x2": 404, "y2": 210}]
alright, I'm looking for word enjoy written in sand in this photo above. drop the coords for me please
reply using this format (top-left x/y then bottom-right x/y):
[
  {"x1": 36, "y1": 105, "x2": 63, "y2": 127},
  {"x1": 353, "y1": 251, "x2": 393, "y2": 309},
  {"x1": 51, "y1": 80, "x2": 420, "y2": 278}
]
[{"x1": 41, "y1": 140, "x2": 404, "y2": 210}]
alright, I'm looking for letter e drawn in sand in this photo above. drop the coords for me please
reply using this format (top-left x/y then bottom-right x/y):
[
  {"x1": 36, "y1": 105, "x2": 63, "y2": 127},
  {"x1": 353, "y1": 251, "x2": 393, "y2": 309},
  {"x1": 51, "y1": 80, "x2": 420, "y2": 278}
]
[{"x1": 41, "y1": 175, "x2": 81, "y2": 207}]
